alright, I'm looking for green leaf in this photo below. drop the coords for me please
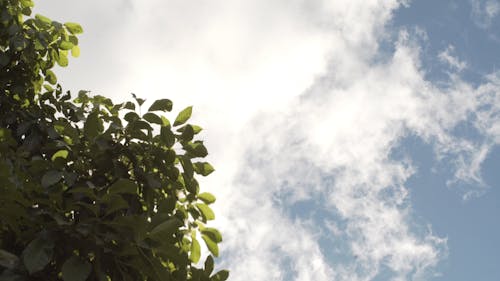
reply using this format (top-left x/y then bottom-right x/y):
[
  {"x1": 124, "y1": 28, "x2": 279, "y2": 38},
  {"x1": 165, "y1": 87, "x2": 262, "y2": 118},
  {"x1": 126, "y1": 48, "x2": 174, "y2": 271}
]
[
  {"x1": 148, "y1": 99, "x2": 173, "y2": 112},
  {"x1": 179, "y1": 125, "x2": 194, "y2": 141},
  {"x1": 124, "y1": 112, "x2": 140, "y2": 123},
  {"x1": 204, "y1": 255, "x2": 214, "y2": 275},
  {"x1": 101, "y1": 194, "x2": 129, "y2": 215},
  {"x1": 193, "y1": 162, "x2": 215, "y2": 176},
  {"x1": 59, "y1": 40, "x2": 74, "y2": 50},
  {"x1": 20, "y1": 0, "x2": 35, "y2": 8},
  {"x1": 201, "y1": 234, "x2": 219, "y2": 257},
  {"x1": 179, "y1": 156, "x2": 194, "y2": 178},
  {"x1": 173, "y1": 106, "x2": 192, "y2": 126},
  {"x1": 22, "y1": 237, "x2": 54, "y2": 274},
  {"x1": 57, "y1": 51, "x2": 69, "y2": 67},
  {"x1": 108, "y1": 179, "x2": 138, "y2": 194},
  {"x1": 51, "y1": 149, "x2": 68, "y2": 161},
  {"x1": 41, "y1": 170, "x2": 63, "y2": 187},
  {"x1": 45, "y1": 69, "x2": 57, "y2": 85},
  {"x1": 84, "y1": 111, "x2": 102, "y2": 139},
  {"x1": 0, "y1": 250, "x2": 19, "y2": 269},
  {"x1": 196, "y1": 203, "x2": 215, "y2": 221},
  {"x1": 35, "y1": 14, "x2": 51, "y2": 25},
  {"x1": 210, "y1": 270, "x2": 229, "y2": 281},
  {"x1": 190, "y1": 236, "x2": 201, "y2": 263},
  {"x1": 123, "y1": 101, "x2": 136, "y2": 110},
  {"x1": 61, "y1": 256, "x2": 91, "y2": 281},
  {"x1": 160, "y1": 126, "x2": 175, "y2": 147},
  {"x1": 142, "y1": 112, "x2": 163, "y2": 125},
  {"x1": 64, "y1": 22, "x2": 83, "y2": 34},
  {"x1": 71, "y1": 45, "x2": 80, "y2": 58},
  {"x1": 192, "y1": 125, "x2": 203, "y2": 134},
  {"x1": 184, "y1": 141, "x2": 208, "y2": 158},
  {"x1": 201, "y1": 228, "x2": 222, "y2": 243},
  {"x1": 149, "y1": 218, "x2": 182, "y2": 241},
  {"x1": 198, "y1": 192, "x2": 216, "y2": 204}
]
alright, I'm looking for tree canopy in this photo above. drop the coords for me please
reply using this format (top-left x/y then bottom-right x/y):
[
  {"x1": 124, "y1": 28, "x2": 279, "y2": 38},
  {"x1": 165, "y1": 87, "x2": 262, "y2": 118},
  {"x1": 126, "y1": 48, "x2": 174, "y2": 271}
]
[{"x1": 0, "y1": 0, "x2": 228, "y2": 280}]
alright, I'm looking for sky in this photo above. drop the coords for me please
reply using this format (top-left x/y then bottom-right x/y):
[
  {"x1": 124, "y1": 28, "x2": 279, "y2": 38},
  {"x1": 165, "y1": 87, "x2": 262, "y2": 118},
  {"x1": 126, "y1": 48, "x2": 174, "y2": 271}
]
[{"x1": 35, "y1": 1, "x2": 500, "y2": 280}]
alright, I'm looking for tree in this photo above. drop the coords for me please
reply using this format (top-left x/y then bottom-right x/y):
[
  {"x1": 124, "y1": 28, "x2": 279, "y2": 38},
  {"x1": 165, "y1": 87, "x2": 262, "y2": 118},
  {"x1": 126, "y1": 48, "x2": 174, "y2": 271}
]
[{"x1": 0, "y1": 0, "x2": 228, "y2": 280}]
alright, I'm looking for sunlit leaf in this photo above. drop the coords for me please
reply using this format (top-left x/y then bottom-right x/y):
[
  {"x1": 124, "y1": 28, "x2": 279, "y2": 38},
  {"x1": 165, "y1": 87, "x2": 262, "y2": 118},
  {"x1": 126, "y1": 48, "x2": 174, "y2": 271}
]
[
  {"x1": 64, "y1": 22, "x2": 83, "y2": 34},
  {"x1": 198, "y1": 192, "x2": 216, "y2": 204},
  {"x1": 173, "y1": 106, "x2": 192, "y2": 126}
]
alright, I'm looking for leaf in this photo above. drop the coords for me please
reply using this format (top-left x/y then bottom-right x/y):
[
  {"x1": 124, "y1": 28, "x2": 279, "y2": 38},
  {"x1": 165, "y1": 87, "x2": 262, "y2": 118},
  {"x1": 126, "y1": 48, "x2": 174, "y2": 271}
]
[
  {"x1": 192, "y1": 125, "x2": 203, "y2": 134},
  {"x1": 45, "y1": 70, "x2": 57, "y2": 85},
  {"x1": 101, "y1": 194, "x2": 129, "y2": 215},
  {"x1": 61, "y1": 256, "x2": 91, "y2": 281},
  {"x1": 64, "y1": 22, "x2": 83, "y2": 34},
  {"x1": 123, "y1": 101, "x2": 135, "y2": 110},
  {"x1": 71, "y1": 45, "x2": 80, "y2": 58},
  {"x1": 57, "y1": 51, "x2": 69, "y2": 67},
  {"x1": 173, "y1": 106, "x2": 192, "y2": 126},
  {"x1": 142, "y1": 112, "x2": 163, "y2": 125},
  {"x1": 160, "y1": 126, "x2": 175, "y2": 147},
  {"x1": 149, "y1": 218, "x2": 182, "y2": 241},
  {"x1": 35, "y1": 14, "x2": 51, "y2": 25},
  {"x1": 201, "y1": 228, "x2": 222, "y2": 243},
  {"x1": 22, "y1": 237, "x2": 54, "y2": 274},
  {"x1": 204, "y1": 255, "x2": 214, "y2": 275},
  {"x1": 190, "y1": 236, "x2": 201, "y2": 263},
  {"x1": 196, "y1": 203, "x2": 215, "y2": 221},
  {"x1": 179, "y1": 125, "x2": 194, "y2": 142},
  {"x1": 148, "y1": 99, "x2": 173, "y2": 112},
  {"x1": 124, "y1": 112, "x2": 140, "y2": 123},
  {"x1": 84, "y1": 111, "x2": 102, "y2": 139},
  {"x1": 0, "y1": 249, "x2": 19, "y2": 269},
  {"x1": 51, "y1": 149, "x2": 68, "y2": 161},
  {"x1": 59, "y1": 40, "x2": 73, "y2": 50},
  {"x1": 210, "y1": 270, "x2": 229, "y2": 281},
  {"x1": 193, "y1": 162, "x2": 215, "y2": 176},
  {"x1": 41, "y1": 170, "x2": 63, "y2": 188},
  {"x1": 198, "y1": 192, "x2": 216, "y2": 204},
  {"x1": 201, "y1": 234, "x2": 219, "y2": 257},
  {"x1": 108, "y1": 178, "x2": 138, "y2": 194}
]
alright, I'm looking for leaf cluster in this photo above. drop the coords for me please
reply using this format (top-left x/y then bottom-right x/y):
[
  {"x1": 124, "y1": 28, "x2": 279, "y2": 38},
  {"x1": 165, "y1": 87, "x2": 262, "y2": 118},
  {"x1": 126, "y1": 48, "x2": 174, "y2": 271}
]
[{"x1": 0, "y1": 1, "x2": 227, "y2": 280}]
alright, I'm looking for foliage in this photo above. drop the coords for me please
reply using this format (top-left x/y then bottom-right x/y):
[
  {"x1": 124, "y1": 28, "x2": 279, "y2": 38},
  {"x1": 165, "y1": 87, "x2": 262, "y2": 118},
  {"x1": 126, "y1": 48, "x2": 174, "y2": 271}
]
[{"x1": 0, "y1": 0, "x2": 228, "y2": 280}]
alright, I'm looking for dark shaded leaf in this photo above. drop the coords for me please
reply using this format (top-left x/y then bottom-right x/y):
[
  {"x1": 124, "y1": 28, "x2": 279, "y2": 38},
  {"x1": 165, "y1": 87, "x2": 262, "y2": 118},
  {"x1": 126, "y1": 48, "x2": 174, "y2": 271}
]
[
  {"x1": 61, "y1": 256, "x2": 91, "y2": 281},
  {"x1": 210, "y1": 270, "x2": 229, "y2": 281},
  {"x1": 148, "y1": 99, "x2": 173, "y2": 112},
  {"x1": 143, "y1": 112, "x2": 163, "y2": 125},
  {"x1": 108, "y1": 178, "x2": 138, "y2": 194},
  {"x1": 22, "y1": 237, "x2": 54, "y2": 274},
  {"x1": 41, "y1": 170, "x2": 63, "y2": 187}
]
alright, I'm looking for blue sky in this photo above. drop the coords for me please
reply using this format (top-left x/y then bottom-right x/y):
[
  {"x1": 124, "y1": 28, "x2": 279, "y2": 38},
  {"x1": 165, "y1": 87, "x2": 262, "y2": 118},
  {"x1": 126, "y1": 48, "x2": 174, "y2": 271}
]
[{"x1": 36, "y1": 0, "x2": 500, "y2": 280}]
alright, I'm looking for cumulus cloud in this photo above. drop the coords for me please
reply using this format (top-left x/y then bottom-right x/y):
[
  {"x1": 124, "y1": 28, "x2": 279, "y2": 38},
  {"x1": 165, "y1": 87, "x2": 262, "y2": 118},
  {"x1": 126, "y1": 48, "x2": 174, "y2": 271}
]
[{"x1": 36, "y1": 0, "x2": 500, "y2": 280}]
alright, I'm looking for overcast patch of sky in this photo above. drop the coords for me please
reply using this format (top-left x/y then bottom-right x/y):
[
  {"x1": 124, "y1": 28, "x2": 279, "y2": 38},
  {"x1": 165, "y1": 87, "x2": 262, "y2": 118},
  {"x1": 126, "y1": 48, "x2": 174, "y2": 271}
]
[{"x1": 34, "y1": 0, "x2": 500, "y2": 280}]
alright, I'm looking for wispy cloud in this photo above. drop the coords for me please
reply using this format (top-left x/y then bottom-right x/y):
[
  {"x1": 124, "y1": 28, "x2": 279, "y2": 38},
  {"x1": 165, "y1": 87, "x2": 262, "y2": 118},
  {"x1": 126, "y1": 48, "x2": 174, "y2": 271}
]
[
  {"x1": 36, "y1": 0, "x2": 500, "y2": 280},
  {"x1": 470, "y1": 0, "x2": 500, "y2": 28}
]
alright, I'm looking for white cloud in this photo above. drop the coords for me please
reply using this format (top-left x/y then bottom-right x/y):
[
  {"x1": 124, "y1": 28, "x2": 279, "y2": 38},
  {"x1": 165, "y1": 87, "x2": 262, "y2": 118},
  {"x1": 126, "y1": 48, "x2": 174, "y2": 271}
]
[
  {"x1": 438, "y1": 45, "x2": 467, "y2": 72},
  {"x1": 470, "y1": 0, "x2": 500, "y2": 28},
  {"x1": 35, "y1": 0, "x2": 500, "y2": 280}
]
